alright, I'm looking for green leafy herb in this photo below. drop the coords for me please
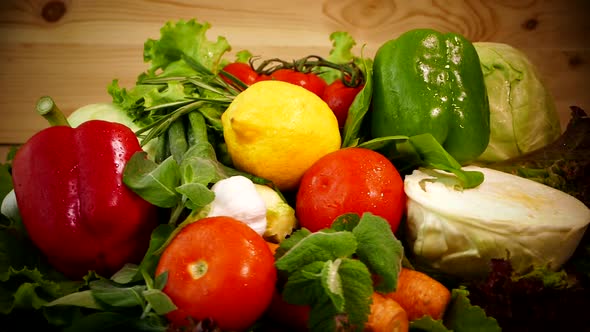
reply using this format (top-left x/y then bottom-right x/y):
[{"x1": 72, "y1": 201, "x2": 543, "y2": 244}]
[
  {"x1": 351, "y1": 214, "x2": 404, "y2": 292},
  {"x1": 123, "y1": 153, "x2": 181, "y2": 209},
  {"x1": 275, "y1": 212, "x2": 404, "y2": 331}
]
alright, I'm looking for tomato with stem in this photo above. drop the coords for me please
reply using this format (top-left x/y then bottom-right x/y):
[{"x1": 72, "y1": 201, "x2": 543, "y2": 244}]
[
  {"x1": 269, "y1": 69, "x2": 327, "y2": 97},
  {"x1": 220, "y1": 62, "x2": 259, "y2": 86},
  {"x1": 155, "y1": 216, "x2": 277, "y2": 331}
]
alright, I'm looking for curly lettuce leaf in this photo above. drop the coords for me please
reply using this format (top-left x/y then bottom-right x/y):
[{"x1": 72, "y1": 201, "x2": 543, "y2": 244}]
[
  {"x1": 109, "y1": 19, "x2": 232, "y2": 129},
  {"x1": 320, "y1": 31, "x2": 370, "y2": 85},
  {"x1": 143, "y1": 19, "x2": 231, "y2": 77},
  {"x1": 444, "y1": 288, "x2": 501, "y2": 331}
]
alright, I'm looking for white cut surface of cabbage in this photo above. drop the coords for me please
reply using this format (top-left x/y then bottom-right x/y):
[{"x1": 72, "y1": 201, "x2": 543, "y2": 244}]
[{"x1": 404, "y1": 165, "x2": 590, "y2": 277}]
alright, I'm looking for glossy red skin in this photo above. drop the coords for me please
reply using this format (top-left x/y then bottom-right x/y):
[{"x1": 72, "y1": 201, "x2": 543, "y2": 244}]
[
  {"x1": 156, "y1": 216, "x2": 277, "y2": 331},
  {"x1": 296, "y1": 147, "x2": 406, "y2": 233},
  {"x1": 322, "y1": 79, "x2": 364, "y2": 128},
  {"x1": 11, "y1": 120, "x2": 158, "y2": 279},
  {"x1": 270, "y1": 69, "x2": 327, "y2": 97},
  {"x1": 220, "y1": 62, "x2": 259, "y2": 86}
]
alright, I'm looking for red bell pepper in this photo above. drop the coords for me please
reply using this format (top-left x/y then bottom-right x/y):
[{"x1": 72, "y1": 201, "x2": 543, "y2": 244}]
[{"x1": 12, "y1": 97, "x2": 158, "y2": 279}]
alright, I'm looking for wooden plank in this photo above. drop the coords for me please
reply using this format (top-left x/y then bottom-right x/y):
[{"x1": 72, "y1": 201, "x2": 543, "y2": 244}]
[{"x1": 0, "y1": 0, "x2": 588, "y2": 148}]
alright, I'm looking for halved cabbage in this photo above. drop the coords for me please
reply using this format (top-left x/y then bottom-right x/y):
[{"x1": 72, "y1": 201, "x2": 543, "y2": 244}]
[{"x1": 404, "y1": 166, "x2": 590, "y2": 278}]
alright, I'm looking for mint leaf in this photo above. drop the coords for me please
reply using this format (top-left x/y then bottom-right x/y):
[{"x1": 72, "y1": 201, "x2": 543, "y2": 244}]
[
  {"x1": 274, "y1": 228, "x2": 312, "y2": 260},
  {"x1": 331, "y1": 213, "x2": 361, "y2": 232},
  {"x1": 338, "y1": 258, "x2": 373, "y2": 330},
  {"x1": 321, "y1": 259, "x2": 346, "y2": 311},
  {"x1": 275, "y1": 230, "x2": 358, "y2": 274},
  {"x1": 282, "y1": 258, "x2": 373, "y2": 332},
  {"x1": 282, "y1": 261, "x2": 325, "y2": 306},
  {"x1": 123, "y1": 153, "x2": 181, "y2": 208},
  {"x1": 445, "y1": 287, "x2": 501, "y2": 332},
  {"x1": 308, "y1": 298, "x2": 341, "y2": 331},
  {"x1": 352, "y1": 213, "x2": 403, "y2": 293}
]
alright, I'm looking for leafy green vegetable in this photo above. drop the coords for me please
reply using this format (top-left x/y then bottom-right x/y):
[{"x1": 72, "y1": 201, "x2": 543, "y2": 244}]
[
  {"x1": 275, "y1": 212, "x2": 404, "y2": 331},
  {"x1": 0, "y1": 163, "x2": 12, "y2": 203},
  {"x1": 108, "y1": 18, "x2": 235, "y2": 146},
  {"x1": 319, "y1": 31, "x2": 368, "y2": 85},
  {"x1": 483, "y1": 106, "x2": 589, "y2": 207},
  {"x1": 143, "y1": 19, "x2": 231, "y2": 78},
  {"x1": 358, "y1": 133, "x2": 485, "y2": 189},
  {"x1": 465, "y1": 258, "x2": 590, "y2": 331},
  {"x1": 351, "y1": 214, "x2": 404, "y2": 293},
  {"x1": 473, "y1": 42, "x2": 561, "y2": 162},
  {"x1": 123, "y1": 154, "x2": 181, "y2": 208},
  {"x1": 408, "y1": 287, "x2": 502, "y2": 332},
  {"x1": 341, "y1": 55, "x2": 373, "y2": 148},
  {"x1": 42, "y1": 228, "x2": 178, "y2": 331},
  {"x1": 275, "y1": 231, "x2": 358, "y2": 274},
  {"x1": 444, "y1": 288, "x2": 501, "y2": 331}
]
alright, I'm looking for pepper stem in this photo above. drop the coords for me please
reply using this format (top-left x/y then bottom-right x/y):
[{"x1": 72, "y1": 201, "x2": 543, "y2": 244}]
[{"x1": 36, "y1": 96, "x2": 71, "y2": 127}]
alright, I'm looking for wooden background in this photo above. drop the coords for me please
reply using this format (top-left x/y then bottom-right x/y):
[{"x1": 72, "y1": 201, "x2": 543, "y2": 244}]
[{"x1": 1, "y1": 0, "x2": 589, "y2": 161}]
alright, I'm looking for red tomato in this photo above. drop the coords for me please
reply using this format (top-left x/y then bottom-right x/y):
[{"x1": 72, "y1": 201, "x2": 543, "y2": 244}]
[
  {"x1": 322, "y1": 79, "x2": 364, "y2": 128},
  {"x1": 296, "y1": 147, "x2": 406, "y2": 233},
  {"x1": 270, "y1": 69, "x2": 327, "y2": 97},
  {"x1": 220, "y1": 62, "x2": 259, "y2": 86},
  {"x1": 155, "y1": 216, "x2": 277, "y2": 331}
]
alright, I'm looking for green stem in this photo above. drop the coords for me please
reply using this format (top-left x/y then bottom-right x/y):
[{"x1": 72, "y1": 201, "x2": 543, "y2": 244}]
[
  {"x1": 250, "y1": 55, "x2": 365, "y2": 87},
  {"x1": 187, "y1": 111, "x2": 208, "y2": 145},
  {"x1": 168, "y1": 198, "x2": 186, "y2": 226},
  {"x1": 153, "y1": 133, "x2": 169, "y2": 164},
  {"x1": 168, "y1": 118, "x2": 188, "y2": 164},
  {"x1": 36, "y1": 96, "x2": 71, "y2": 127}
]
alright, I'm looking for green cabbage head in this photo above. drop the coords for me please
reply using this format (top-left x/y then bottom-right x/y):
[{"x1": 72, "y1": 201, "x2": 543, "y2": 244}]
[
  {"x1": 68, "y1": 103, "x2": 158, "y2": 160},
  {"x1": 474, "y1": 42, "x2": 561, "y2": 162}
]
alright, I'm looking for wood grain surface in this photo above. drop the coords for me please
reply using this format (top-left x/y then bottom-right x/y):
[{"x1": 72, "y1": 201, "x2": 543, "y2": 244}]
[{"x1": 1, "y1": 0, "x2": 589, "y2": 161}]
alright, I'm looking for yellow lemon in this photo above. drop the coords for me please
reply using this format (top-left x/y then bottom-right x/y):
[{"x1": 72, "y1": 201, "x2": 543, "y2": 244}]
[{"x1": 222, "y1": 80, "x2": 341, "y2": 191}]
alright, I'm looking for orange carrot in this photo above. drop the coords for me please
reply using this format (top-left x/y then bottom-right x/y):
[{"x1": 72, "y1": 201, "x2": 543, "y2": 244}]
[
  {"x1": 365, "y1": 292, "x2": 409, "y2": 332},
  {"x1": 266, "y1": 241, "x2": 280, "y2": 255},
  {"x1": 385, "y1": 268, "x2": 451, "y2": 321}
]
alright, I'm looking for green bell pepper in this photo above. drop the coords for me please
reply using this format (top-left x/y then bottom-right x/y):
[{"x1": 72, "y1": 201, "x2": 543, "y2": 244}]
[{"x1": 370, "y1": 29, "x2": 490, "y2": 164}]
